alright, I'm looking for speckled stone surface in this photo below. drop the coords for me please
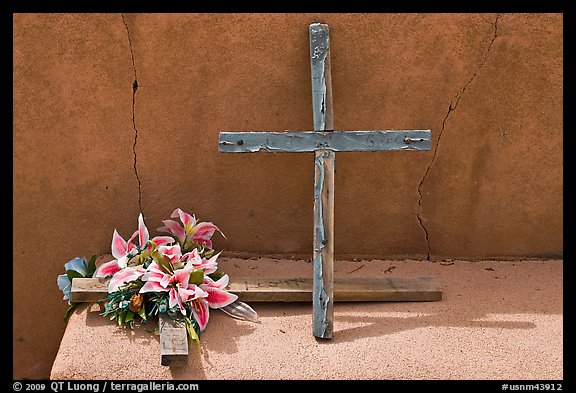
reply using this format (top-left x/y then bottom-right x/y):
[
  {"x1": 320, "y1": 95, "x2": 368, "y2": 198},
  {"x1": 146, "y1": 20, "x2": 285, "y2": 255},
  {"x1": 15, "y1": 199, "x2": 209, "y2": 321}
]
[{"x1": 50, "y1": 258, "x2": 562, "y2": 380}]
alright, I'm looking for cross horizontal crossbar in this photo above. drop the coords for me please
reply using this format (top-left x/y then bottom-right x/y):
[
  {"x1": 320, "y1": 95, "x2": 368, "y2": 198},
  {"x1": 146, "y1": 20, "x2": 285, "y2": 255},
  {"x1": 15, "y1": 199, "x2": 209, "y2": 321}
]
[{"x1": 219, "y1": 130, "x2": 431, "y2": 153}]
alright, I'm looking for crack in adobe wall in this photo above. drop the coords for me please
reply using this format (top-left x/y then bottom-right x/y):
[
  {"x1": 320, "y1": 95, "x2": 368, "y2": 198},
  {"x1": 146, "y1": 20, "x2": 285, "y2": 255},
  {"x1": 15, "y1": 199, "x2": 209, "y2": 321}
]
[
  {"x1": 121, "y1": 14, "x2": 143, "y2": 214},
  {"x1": 416, "y1": 14, "x2": 500, "y2": 261}
]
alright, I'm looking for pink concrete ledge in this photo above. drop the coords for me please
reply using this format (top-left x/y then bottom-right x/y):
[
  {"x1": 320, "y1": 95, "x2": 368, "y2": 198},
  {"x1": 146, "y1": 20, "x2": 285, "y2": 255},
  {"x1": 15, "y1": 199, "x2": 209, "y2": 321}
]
[{"x1": 50, "y1": 258, "x2": 562, "y2": 380}]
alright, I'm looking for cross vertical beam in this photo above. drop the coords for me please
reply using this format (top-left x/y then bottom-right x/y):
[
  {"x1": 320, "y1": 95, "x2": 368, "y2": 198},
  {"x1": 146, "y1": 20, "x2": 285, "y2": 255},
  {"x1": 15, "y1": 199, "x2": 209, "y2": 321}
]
[{"x1": 310, "y1": 23, "x2": 334, "y2": 339}]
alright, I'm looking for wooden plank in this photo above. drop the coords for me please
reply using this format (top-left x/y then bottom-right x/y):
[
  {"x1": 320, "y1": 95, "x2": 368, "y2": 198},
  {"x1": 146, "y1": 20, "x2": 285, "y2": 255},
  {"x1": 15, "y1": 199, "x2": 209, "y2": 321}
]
[
  {"x1": 71, "y1": 276, "x2": 442, "y2": 304},
  {"x1": 159, "y1": 313, "x2": 188, "y2": 366},
  {"x1": 229, "y1": 276, "x2": 442, "y2": 302},
  {"x1": 70, "y1": 277, "x2": 109, "y2": 303},
  {"x1": 310, "y1": 22, "x2": 334, "y2": 340},
  {"x1": 218, "y1": 130, "x2": 432, "y2": 153}
]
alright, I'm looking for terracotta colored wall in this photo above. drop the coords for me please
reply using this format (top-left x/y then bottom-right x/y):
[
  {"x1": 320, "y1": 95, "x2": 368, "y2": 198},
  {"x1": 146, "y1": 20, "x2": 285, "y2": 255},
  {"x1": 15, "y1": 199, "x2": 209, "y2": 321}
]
[{"x1": 13, "y1": 13, "x2": 562, "y2": 379}]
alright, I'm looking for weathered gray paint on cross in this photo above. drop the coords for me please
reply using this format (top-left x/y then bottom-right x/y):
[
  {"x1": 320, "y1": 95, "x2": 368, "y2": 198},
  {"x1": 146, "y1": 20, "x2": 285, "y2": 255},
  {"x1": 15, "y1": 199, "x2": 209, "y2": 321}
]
[
  {"x1": 218, "y1": 22, "x2": 432, "y2": 340},
  {"x1": 309, "y1": 23, "x2": 336, "y2": 339},
  {"x1": 219, "y1": 130, "x2": 431, "y2": 153},
  {"x1": 310, "y1": 23, "x2": 333, "y2": 131},
  {"x1": 312, "y1": 149, "x2": 334, "y2": 338}
]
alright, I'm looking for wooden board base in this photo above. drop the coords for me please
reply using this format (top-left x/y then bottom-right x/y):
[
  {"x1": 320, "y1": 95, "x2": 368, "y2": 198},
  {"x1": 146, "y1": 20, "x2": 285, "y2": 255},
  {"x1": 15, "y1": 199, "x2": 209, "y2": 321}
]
[{"x1": 159, "y1": 314, "x2": 188, "y2": 366}]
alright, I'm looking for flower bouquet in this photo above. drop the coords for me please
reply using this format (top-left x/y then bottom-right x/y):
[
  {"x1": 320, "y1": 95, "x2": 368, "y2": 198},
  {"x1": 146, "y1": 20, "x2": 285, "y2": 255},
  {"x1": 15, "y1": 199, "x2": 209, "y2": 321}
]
[{"x1": 58, "y1": 208, "x2": 258, "y2": 346}]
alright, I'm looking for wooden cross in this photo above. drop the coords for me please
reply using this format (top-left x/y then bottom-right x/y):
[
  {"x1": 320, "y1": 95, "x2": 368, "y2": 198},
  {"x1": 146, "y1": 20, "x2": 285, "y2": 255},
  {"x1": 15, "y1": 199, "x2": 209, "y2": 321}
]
[{"x1": 219, "y1": 23, "x2": 434, "y2": 339}]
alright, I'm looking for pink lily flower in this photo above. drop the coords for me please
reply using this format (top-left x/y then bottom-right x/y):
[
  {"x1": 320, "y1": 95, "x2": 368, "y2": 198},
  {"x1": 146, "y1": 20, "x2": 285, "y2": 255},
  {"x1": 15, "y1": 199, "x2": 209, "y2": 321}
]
[
  {"x1": 182, "y1": 248, "x2": 220, "y2": 275},
  {"x1": 94, "y1": 213, "x2": 175, "y2": 278},
  {"x1": 93, "y1": 229, "x2": 137, "y2": 279},
  {"x1": 135, "y1": 212, "x2": 176, "y2": 249},
  {"x1": 158, "y1": 208, "x2": 225, "y2": 249},
  {"x1": 139, "y1": 261, "x2": 207, "y2": 316},
  {"x1": 192, "y1": 222, "x2": 223, "y2": 249},
  {"x1": 157, "y1": 244, "x2": 183, "y2": 268},
  {"x1": 190, "y1": 274, "x2": 238, "y2": 331},
  {"x1": 94, "y1": 213, "x2": 175, "y2": 293}
]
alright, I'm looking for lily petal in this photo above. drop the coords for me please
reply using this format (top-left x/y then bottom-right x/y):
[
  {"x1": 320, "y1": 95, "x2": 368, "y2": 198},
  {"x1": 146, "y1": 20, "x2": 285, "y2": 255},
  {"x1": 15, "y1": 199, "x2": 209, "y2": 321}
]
[
  {"x1": 159, "y1": 274, "x2": 173, "y2": 288},
  {"x1": 195, "y1": 285, "x2": 209, "y2": 299},
  {"x1": 191, "y1": 298, "x2": 210, "y2": 331},
  {"x1": 111, "y1": 230, "x2": 128, "y2": 260},
  {"x1": 143, "y1": 261, "x2": 164, "y2": 275},
  {"x1": 137, "y1": 213, "x2": 150, "y2": 246},
  {"x1": 182, "y1": 249, "x2": 203, "y2": 266},
  {"x1": 141, "y1": 271, "x2": 163, "y2": 283},
  {"x1": 152, "y1": 236, "x2": 176, "y2": 246},
  {"x1": 116, "y1": 256, "x2": 128, "y2": 269},
  {"x1": 159, "y1": 219, "x2": 186, "y2": 243},
  {"x1": 158, "y1": 244, "x2": 182, "y2": 264},
  {"x1": 173, "y1": 208, "x2": 197, "y2": 231},
  {"x1": 169, "y1": 287, "x2": 186, "y2": 315},
  {"x1": 193, "y1": 222, "x2": 220, "y2": 241},
  {"x1": 93, "y1": 259, "x2": 121, "y2": 278},
  {"x1": 108, "y1": 267, "x2": 146, "y2": 292},
  {"x1": 205, "y1": 273, "x2": 229, "y2": 289},
  {"x1": 198, "y1": 239, "x2": 213, "y2": 249},
  {"x1": 200, "y1": 252, "x2": 220, "y2": 274},
  {"x1": 141, "y1": 262, "x2": 166, "y2": 283},
  {"x1": 173, "y1": 267, "x2": 191, "y2": 289},
  {"x1": 178, "y1": 285, "x2": 202, "y2": 303},
  {"x1": 204, "y1": 285, "x2": 238, "y2": 309},
  {"x1": 126, "y1": 231, "x2": 138, "y2": 255},
  {"x1": 140, "y1": 280, "x2": 168, "y2": 293}
]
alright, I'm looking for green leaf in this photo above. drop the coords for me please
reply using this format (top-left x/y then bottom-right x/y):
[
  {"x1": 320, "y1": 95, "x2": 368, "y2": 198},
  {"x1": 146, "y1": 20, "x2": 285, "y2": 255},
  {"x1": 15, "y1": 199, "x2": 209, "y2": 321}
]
[
  {"x1": 208, "y1": 270, "x2": 225, "y2": 281},
  {"x1": 184, "y1": 316, "x2": 201, "y2": 349},
  {"x1": 66, "y1": 269, "x2": 84, "y2": 281},
  {"x1": 118, "y1": 312, "x2": 125, "y2": 326},
  {"x1": 203, "y1": 248, "x2": 214, "y2": 259},
  {"x1": 85, "y1": 255, "x2": 97, "y2": 277},
  {"x1": 125, "y1": 310, "x2": 134, "y2": 323},
  {"x1": 138, "y1": 303, "x2": 147, "y2": 321},
  {"x1": 63, "y1": 302, "x2": 78, "y2": 321},
  {"x1": 148, "y1": 302, "x2": 157, "y2": 316},
  {"x1": 151, "y1": 250, "x2": 174, "y2": 275},
  {"x1": 183, "y1": 237, "x2": 194, "y2": 252},
  {"x1": 189, "y1": 269, "x2": 204, "y2": 286}
]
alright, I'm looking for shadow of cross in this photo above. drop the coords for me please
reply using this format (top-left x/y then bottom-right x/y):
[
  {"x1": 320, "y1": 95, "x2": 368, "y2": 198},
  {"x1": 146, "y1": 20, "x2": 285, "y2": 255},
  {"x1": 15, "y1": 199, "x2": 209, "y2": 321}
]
[
  {"x1": 219, "y1": 23, "x2": 432, "y2": 339},
  {"x1": 70, "y1": 274, "x2": 442, "y2": 366}
]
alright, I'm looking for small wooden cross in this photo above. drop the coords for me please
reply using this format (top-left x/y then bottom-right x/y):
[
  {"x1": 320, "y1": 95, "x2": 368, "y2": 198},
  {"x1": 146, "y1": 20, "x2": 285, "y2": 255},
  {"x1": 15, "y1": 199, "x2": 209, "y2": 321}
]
[{"x1": 219, "y1": 23, "x2": 433, "y2": 339}]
